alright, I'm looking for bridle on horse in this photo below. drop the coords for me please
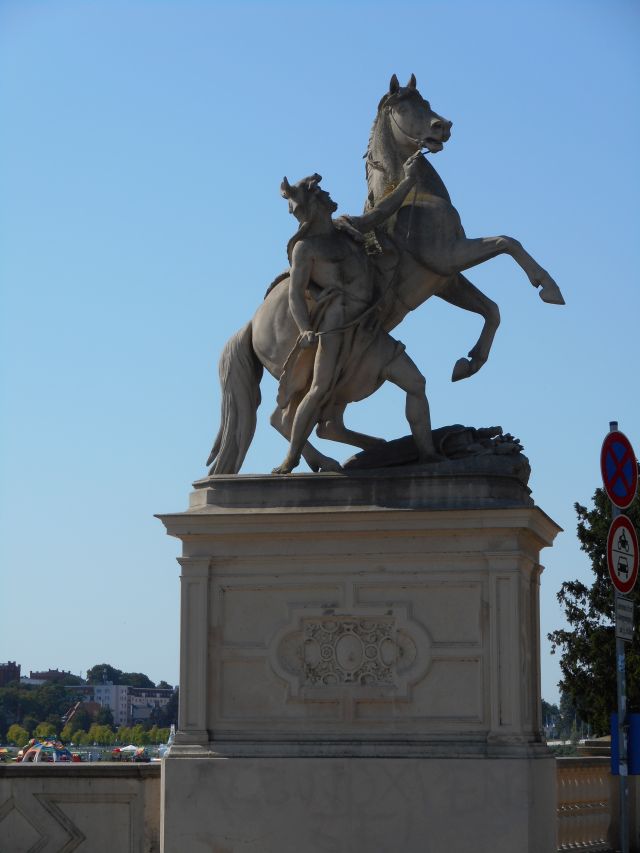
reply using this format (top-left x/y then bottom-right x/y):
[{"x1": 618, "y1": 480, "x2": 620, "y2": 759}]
[{"x1": 387, "y1": 103, "x2": 428, "y2": 149}]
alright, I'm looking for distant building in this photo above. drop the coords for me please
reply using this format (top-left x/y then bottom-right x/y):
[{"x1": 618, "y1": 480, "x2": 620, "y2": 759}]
[
  {"x1": 92, "y1": 682, "x2": 174, "y2": 726},
  {"x1": 0, "y1": 661, "x2": 20, "y2": 687},
  {"x1": 29, "y1": 668, "x2": 74, "y2": 682},
  {"x1": 94, "y1": 683, "x2": 130, "y2": 727},
  {"x1": 128, "y1": 686, "x2": 174, "y2": 723}
]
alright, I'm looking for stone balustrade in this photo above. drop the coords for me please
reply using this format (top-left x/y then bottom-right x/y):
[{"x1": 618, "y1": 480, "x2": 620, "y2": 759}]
[
  {"x1": 0, "y1": 762, "x2": 160, "y2": 852},
  {"x1": 556, "y1": 756, "x2": 612, "y2": 851},
  {"x1": 0, "y1": 755, "x2": 622, "y2": 852}
]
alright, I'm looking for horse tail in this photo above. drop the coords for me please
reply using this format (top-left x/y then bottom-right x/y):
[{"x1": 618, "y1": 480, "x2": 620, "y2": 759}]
[{"x1": 206, "y1": 321, "x2": 263, "y2": 474}]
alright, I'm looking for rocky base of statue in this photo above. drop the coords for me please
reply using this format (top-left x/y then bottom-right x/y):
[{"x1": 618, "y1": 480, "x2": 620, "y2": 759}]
[{"x1": 343, "y1": 423, "x2": 528, "y2": 473}]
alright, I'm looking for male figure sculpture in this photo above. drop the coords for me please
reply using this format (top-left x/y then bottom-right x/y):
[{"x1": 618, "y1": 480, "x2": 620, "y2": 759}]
[{"x1": 272, "y1": 153, "x2": 439, "y2": 475}]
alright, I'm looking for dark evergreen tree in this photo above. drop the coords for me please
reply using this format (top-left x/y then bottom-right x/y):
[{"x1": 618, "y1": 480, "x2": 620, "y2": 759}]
[{"x1": 549, "y1": 478, "x2": 640, "y2": 735}]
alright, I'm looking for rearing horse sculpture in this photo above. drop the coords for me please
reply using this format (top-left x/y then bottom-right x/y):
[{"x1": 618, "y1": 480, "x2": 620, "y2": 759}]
[
  {"x1": 206, "y1": 74, "x2": 564, "y2": 475},
  {"x1": 363, "y1": 72, "x2": 564, "y2": 382}
]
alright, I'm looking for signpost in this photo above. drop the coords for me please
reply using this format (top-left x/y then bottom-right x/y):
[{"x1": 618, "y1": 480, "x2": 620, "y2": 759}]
[
  {"x1": 603, "y1": 422, "x2": 638, "y2": 853},
  {"x1": 616, "y1": 597, "x2": 635, "y2": 643}
]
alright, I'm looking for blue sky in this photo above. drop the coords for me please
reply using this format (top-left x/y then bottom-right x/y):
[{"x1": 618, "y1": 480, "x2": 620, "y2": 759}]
[{"x1": 1, "y1": 0, "x2": 638, "y2": 703}]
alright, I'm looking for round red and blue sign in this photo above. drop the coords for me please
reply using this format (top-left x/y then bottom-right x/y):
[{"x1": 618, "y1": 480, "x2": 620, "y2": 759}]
[
  {"x1": 601, "y1": 431, "x2": 638, "y2": 510},
  {"x1": 607, "y1": 515, "x2": 639, "y2": 595}
]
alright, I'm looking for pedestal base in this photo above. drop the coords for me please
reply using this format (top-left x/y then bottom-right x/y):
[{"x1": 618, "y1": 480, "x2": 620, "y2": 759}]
[
  {"x1": 158, "y1": 466, "x2": 561, "y2": 853},
  {"x1": 161, "y1": 752, "x2": 556, "y2": 853}
]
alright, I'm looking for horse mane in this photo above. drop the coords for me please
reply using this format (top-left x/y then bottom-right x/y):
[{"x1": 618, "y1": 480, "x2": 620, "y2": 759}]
[
  {"x1": 364, "y1": 94, "x2": 390, "y2": 203},
  {"x1": 364, "y1": 90, "x2": 416, "y2": 209}
]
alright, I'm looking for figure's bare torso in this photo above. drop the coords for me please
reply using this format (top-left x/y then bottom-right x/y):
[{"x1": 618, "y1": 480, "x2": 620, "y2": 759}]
[{"x1": 296, "y1": 230, "x2": 376, "y2": 322}]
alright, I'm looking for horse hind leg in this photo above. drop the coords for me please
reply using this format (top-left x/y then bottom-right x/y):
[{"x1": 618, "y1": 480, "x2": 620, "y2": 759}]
[
  {"x1": 437, "y1": 273, "x2": 500, "y2": 382},
  {"x1": 270, "y1": 404, "x2": 342, "y2": 473},
  {"x1": 316, "y1": 403, "x2": 387, "y2": 451}
]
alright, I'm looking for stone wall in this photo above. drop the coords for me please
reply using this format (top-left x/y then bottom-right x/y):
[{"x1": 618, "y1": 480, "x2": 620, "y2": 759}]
[{"x1": 0, "y1": 763, "x2": 161, "y2": 853}]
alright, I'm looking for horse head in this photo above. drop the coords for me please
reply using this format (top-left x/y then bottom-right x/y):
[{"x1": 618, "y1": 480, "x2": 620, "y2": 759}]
[{"x1": 378, "y1": 74, "x2": 452, "y2": 155}]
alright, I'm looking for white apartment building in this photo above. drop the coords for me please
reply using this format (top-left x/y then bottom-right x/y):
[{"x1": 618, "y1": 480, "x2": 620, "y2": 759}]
[
  {"x1": 93, "y1": 683, "x2": 130, "y2": 727},
  {"x1": 93, "y1": 682, "x2": 174, "y2": 726}
]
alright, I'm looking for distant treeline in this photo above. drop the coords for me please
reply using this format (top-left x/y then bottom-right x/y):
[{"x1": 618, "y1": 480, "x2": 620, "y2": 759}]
[{"x1": 0, "y1": 662, "x2": 177, "y2": 745}]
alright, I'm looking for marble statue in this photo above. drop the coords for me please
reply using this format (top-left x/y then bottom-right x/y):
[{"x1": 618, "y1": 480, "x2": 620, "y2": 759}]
[{"x1": 206, "y1": 74, "x2": 564, "y2": 475}]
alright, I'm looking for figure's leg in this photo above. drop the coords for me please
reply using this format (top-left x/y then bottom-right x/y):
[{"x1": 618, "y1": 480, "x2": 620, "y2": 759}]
[
  {"x1": 316, "y1": 402, "x2": 387, "y2": 450},
  {"x1": 434, "y1": 236, "x2": 565, "y2": 305},
  {"x1": 270, "y1": 405, "x2": 341, "y2": 473},
  {"x1": 438, "y1": 273, "x2": 501, "y2": 381},
  {"x1": 383, "y1": 352, "x2": 440, "y2": 463},
  {"x1": 272, "y1": 336, "x2": 342, "y2": 474}
]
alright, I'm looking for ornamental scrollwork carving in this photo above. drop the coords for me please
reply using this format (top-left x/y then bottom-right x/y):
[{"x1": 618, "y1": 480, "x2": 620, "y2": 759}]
[{"x1": 270, "y1": 607, "x2": 430, "y2": 700}]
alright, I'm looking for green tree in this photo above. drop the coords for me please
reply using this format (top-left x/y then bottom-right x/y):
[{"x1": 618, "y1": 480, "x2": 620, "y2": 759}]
[
  {"x1": 86, "y1": 724, "x2": 116, "y2": 746},
  {"x1": 120, "y1": 672, "x2": 154, "y2": 689},
  {"x1": 86, "y1": 664, "x2": 123, "y2": 684},
  {"x1": 85, "y1": 664, "x2": 156, "y2": 689},
  {"x1": 7, "y1": 724, "x2": 29, "y2": 746},
  {"x1": 96, "y1": 706, "x2": 114, "y2": 727},
  {"x1": 150, "y1": 688, "x2": 178, "y2": 728},
  {"x1": 117, "y1": 726, "x2": 132, "y2": 744},
  {"x1": 22, "y1": 715, "x2": 38, "y2": 736},
  {"x1": 57, "y1": 673, "x2": 85, "y2": 686},
  {"x1": 68, "y1": 705, "x2": 93, "y2": 733},
  {"x1": 46, "y1": 713, "x2": 62, "y2": 731},
  {"x1": 60, "y1": 722, "x2": 75, "y2": 743},
  {"x1": 34, "y1": 722, "x2": 57, "y2": 740},
  {"x1": 146, "y1": 725, "x2": 170, "y2": 744},
  {"x1": 549, "y1": 480, "x2": 640, "y2": 735}
]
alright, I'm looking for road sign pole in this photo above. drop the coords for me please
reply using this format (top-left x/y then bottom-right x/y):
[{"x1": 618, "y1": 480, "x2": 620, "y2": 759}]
[
  {"x1": 610, "y1": 421, "x2": 629, "y2": 853},
  {"x1": 616, "y1": 587, "x2": 630, "y2": 853}
]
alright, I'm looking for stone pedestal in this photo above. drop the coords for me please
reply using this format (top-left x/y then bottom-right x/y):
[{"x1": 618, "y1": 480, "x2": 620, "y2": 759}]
[{"x1": 158, "y1": 462, "x2": 560, "y2": 853}]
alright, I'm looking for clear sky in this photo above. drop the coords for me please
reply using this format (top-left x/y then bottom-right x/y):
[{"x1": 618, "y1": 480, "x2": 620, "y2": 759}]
[{"x1": 1, "y1": 0, "x2": 638, "y2": 702}]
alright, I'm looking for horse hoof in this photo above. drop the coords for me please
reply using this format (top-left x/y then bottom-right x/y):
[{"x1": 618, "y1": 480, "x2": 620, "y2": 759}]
[
  {"x1": 539, "y1": 281, "x2": 566, "y2": 305},
  {"x1": 271, "y1": 463, "x2": 293, "y2": 475},
  {"x1": 319, "y1": 458, "x2": 342, "y2": 473},
  {"x1": 452, "y1": 357, "x2": 473, "y2": 382}
]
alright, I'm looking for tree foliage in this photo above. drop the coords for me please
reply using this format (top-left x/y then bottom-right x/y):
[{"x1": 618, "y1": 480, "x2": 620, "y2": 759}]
[
  {"x1": 96, "y1": 706, "x2": 114, "y2": 727},
  {"x1": 120, "y1": 672, "x2": 155, "y2": 689},
  {"x1": 0, "y1": 664, "x2": 173, "y2": 741},
  {"x1": 85, "y1": 663, "x2": 156, "y2": 688},
  {"x1": 7, "y1": 724, "x2": 29, "y2": 747},
  {"x1": 34, "y1": 722, "x2": 57, "y2": 740},
  {"x1": 549, "y1": 481, "x2": 640, "y2": 735},
  {"x1": 86, "y1": 664, "x2": 122, "y2": 684}
]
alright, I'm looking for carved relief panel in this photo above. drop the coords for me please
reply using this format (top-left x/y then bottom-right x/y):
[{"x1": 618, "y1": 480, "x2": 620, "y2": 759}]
[{"x1": 271, "y1": 606, "x2": 431, "y2": 701}]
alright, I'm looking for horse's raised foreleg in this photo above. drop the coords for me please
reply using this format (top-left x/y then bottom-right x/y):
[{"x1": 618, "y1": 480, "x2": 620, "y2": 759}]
[
  {"x1": 270, "y1": 404, "x2": 342, "y2": 473},
  {"x1": 441, "y1": 236, "x2": 565, "y2": 306},
  {"x1": 438, "y1": 274, "x2": 501, "y2": 382},
  {"x1": 316, "y1": 403, "x2": 387, "y2": 450}
]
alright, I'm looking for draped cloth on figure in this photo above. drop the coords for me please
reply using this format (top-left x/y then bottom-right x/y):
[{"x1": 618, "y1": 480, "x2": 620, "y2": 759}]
[{"x1": 276, "y1": 266, "x2": 407, "y2": 425}]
